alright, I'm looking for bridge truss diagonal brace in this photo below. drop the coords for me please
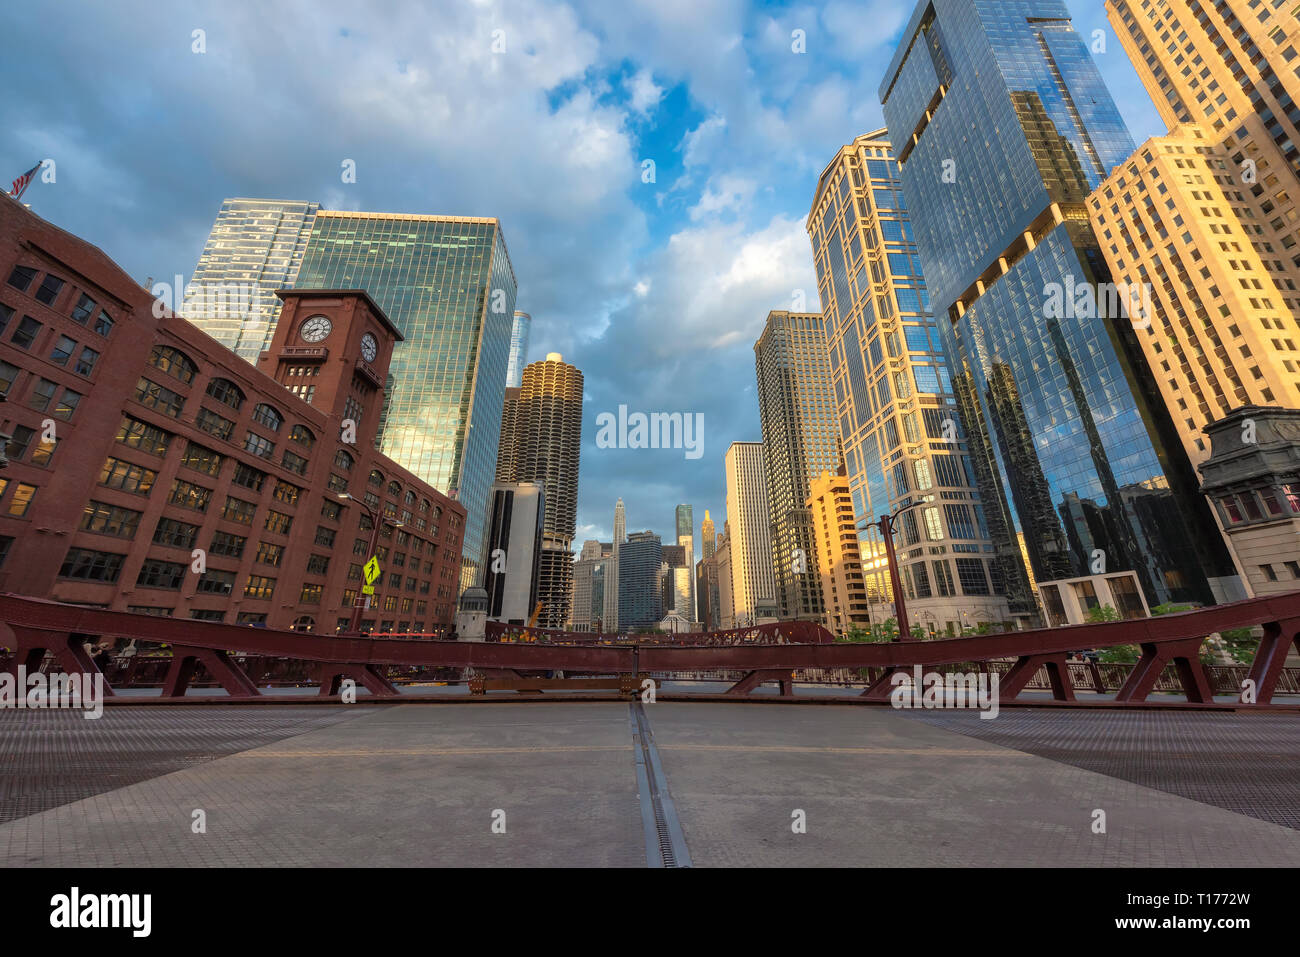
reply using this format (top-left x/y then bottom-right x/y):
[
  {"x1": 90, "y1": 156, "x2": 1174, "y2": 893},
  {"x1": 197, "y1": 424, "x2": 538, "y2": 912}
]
[
  {"x1": 861, "y1": 666, "x2": 905, "y2": 700},
  {"x1": 163, "y1": 647, "x2": 261, "y2": 699},
  {"x1": 1000, "y1": 653, "x2": 1075, "y2": 702},
  {"x1": 1, "y1": 626, "x2": 116, "y2": 697},
  {"x1": 725, "y1": 669, "x2": 795, "y2": 696},
  {"x1": 1245, "y1": 618, "x2": 1300, "y2": 705},
  {"x1": 1115, "y1": 636, "x2": 1212, "y2": 704},
  {"x1": 316, "y1": 663, "x2": 400, "y2": 698}
]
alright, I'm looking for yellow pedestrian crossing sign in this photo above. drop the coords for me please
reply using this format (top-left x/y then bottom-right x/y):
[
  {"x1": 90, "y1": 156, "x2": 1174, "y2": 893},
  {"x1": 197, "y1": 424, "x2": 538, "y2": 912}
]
[{"x1": 363, "y1": 556, "x2": 381, "y2": 585}]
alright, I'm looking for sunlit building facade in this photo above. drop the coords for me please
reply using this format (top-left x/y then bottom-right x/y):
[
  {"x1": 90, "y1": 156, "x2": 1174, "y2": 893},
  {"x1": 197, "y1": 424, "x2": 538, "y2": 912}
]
[
  {"x1": 507, "y1": 310, "x2": 531, "y2": 388},
  {"x1": 185, "y1": 198, "x2": 320, "y2": 362},
  {"x1": 880, "y1": 0, "x2": 1236, "y2": 612},
  {"x1": 807, "y1": 131, "x2": 1021, "y2": 633},
  {"x1": 724, "y1": 441, "x2": 776, "y2": 625},
  {"x1": 294, "y1": 211, "x2": 517, "y2": 591}
]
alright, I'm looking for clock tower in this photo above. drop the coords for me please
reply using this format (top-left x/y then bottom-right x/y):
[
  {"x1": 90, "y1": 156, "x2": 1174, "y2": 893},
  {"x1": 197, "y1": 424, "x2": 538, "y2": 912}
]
[{"x1": 257, "y1": 289, "x2": 404, "y2": 449}]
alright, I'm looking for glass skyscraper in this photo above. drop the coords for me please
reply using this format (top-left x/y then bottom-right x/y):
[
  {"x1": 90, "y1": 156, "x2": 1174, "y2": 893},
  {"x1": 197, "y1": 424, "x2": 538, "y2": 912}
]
[
  {"x1": 294, "y1": 211, "x2": 518, "y2": 589},
  {"x1": 185, "y1": 198, "x2": 320, "y2": 361},
  {"x1": 506, "y1": 310, "x2": 531, "y2": 388},
  {"x1": 807, "y1": 131, "x2": 1025, "y2": 632},
  {"x1": 880, "y1": 0, "x2": 1235, "y2": 609}
]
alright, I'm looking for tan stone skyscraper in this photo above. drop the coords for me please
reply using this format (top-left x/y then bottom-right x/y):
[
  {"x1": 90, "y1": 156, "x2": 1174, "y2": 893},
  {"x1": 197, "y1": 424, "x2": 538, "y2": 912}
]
[
  {"x1": 724, "y1": 442, "x2": 776, "y2": 625},
  {"x1": 496, "y1": 353, "x2": 583, "y2": 628},
  {"x1": 807, "y1": 469, "x2": 874, "y2": 635},
  {"x1": 1098, "y1": 0, "x2": 1300, "y2": 466}
]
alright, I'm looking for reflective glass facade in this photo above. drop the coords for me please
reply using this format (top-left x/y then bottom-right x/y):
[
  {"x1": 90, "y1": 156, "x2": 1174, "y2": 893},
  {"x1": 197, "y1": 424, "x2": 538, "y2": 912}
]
[
  {"x1": 294, "y1": 211, "x2": 517, "y2": 589},
  {"x1": 807, "y1": 132, "x2": 1026, "y2": 628},
  {"x1": 186, "y1": 199, "x2": 320, "y2": 361},
  {"x1": 880, "y1": 0, "x2": 1235, "y2": 607},
  {"x1": 618, "y1": 531, "x2": 662, "y2": 630},
  {"x1": 506, "y1": 311, "x2": 531, "y2": 388}
]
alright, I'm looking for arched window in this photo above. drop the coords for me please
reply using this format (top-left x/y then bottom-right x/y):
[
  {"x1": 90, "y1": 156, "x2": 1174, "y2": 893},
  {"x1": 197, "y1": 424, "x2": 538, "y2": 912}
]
[
  {"x1": 289, "y1": 424, "x2": 315, "y2": 449},
  {"x1": 368, "y1": 469, "x2": 384, "y2": 488},
  {"x1": 387, "y1": 481, "x2": 402, "y2": 496},
  {"x1": 404, "y1": 490, "x2": 416, "y2": 505},
  {"x1": 291, "y1": 615, "x2": 315, "y2": 633},
  {"x1": 333, "y1": 448, "x2": 354, "y2": 471},
  {"x1": 149, "y1": 345, "x2": 197, "y2": 384},
  {"x1": 252, "y1": 403, "x2": 283, "y2": 432},
  {"x1": 419, "y1": 498, "x2": 431, "y2": 513},
  {"x1": 205, "y1": 377, "x2": 245, "y2": 410}
]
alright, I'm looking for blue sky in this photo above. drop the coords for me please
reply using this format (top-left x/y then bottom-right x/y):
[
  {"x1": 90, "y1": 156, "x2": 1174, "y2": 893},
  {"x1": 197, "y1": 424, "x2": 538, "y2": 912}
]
[{"x1": 2, "y1": 0, "x2": 1163, "y2": 561}]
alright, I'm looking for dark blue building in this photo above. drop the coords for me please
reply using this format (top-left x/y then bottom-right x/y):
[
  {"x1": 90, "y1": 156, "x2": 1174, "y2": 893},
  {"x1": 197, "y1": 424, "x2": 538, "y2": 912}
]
[
  {"x1": 879, "y1": 0, "x2": 1235, "y2": 609},
  {"x1": 617, "y1": 531, "x2": 663, "y2": 631}
]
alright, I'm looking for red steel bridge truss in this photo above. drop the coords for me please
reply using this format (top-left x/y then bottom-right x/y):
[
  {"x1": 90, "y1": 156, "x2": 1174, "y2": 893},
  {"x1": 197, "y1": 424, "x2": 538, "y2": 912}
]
[{"x1": 2, "y1": 591, "x2": 1299, "y2": 707}]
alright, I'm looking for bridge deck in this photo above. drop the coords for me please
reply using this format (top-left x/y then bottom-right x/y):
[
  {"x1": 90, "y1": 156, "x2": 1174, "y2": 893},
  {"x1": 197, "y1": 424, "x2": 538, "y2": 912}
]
[{"x1": 2, "y1": 702, "x2": 1297, "y2": 867}]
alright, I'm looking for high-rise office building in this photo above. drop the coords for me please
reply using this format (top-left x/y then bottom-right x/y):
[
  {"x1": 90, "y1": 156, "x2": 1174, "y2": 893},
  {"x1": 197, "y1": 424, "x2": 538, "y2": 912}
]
[
  {"x1": 701, "y1": 509, "x2": 716, "y2": 560},
  {"x1": 674, "y1": 503, "x2": 695, "y2": 620},
  {"x1": 1088, "y1": 127, "x2": 1299, "y2": 465},
  {"x1": 185, "y1": 198, "x2": 320, "y2": 361},
  {"x1": 807, "y1": 131, "x2": 1021, "y2": 633},
  {"x1": 483, "y1": 482, "x2": 544, "y2": 625},
  {"x1": 496, "y1": 353, "x2": 583, "y2": 629},
  {"x1": 618, "y1": 531, "x2": 662, "y2": 630},
  {"x1": 605, "y1": 497, "x2": 627, "y2": 632},
  {"x1": 293, "y1": 210, "x2": 517, "y2": 593},
  {"x1": 754, "y1": 311, "x2": 839, "y2": 621},
  {"x1": 1094, "y1": 0, "x2": 1300, "y2": 465},
  {"x1": 570, "y1": 540, "x2": 610, "y2": 632},
  {"x1": 614, "y1": 498, "x2": 626, "y2": 545},
  {"x1": 724, "y1": 442, "x2": 776, "y2": 625},
  {"x1": 714, "y1": 522, "x2": 735, "y2": 629},
  {"x1": 1108, "y1": 0, "x2": 1299, "y2": 207},
  {"x1": 507, "y1": 310, "x2": 532, "y2": 388},
  {"x1": 880, "y1": 0, "x2": 1236, "y2": 613},
  {"x1": 807, "y1": 469, "x2": 877, "y2": 635}
]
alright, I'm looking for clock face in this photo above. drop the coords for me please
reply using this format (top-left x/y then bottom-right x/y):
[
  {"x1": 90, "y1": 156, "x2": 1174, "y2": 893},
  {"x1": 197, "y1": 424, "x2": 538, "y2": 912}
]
[
  {"x1": 300, "y1": 315, "x2": 332, "y2": 343},
  {"x1": 360, "y1": 332, "x2": 378, "y2": 363}
]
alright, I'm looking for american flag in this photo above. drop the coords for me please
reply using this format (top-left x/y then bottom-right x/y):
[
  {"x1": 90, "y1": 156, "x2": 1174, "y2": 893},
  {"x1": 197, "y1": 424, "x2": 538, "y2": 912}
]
[{"x1": 9, "y1": 162, "x2": 41, "y2": 201}]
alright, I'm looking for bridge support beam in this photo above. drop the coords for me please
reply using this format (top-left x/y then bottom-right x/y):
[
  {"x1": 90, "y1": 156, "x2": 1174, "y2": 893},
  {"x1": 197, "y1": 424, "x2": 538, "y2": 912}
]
[
  {"x1": 1001, "y1": 654, "x2": 1075, "y2": 702},
  {"x1": 1245, "y1": 618, "x2": 1300, "y2": 705},
  {"x1": 1115, "y1": 636, "x2": 1212, "y2": 704},
  {"x1": 861, "y1": 666, "x2": 905, "y2": 700},
  {"x1": 725, "y1": 670, "x2": 794, "y2": 696},
  {"x1": 162, "y1": 647, "x2": 261, "y2": 699},
  {"x1": 316, "y1": 664, "x2": 400, "y2": 698},
  {"x1": 0, "y1": 626, "x2": 116, "y2": 696}
]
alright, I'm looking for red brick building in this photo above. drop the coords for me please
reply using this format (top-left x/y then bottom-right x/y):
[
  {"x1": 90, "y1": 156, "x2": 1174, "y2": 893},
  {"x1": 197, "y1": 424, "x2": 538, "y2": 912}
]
[{"x1": 0, "y1": 196, "x2": 464, "y2": 634}]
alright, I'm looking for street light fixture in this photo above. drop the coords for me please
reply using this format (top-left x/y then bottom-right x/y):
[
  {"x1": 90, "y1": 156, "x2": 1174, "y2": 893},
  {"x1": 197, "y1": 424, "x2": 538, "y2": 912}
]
[
  {"x1": 871, "y1": 494, "x2": 935, "y2": 642},
  {"x1": 336, "y1": 492, "x2": 404, "y2": 637}
]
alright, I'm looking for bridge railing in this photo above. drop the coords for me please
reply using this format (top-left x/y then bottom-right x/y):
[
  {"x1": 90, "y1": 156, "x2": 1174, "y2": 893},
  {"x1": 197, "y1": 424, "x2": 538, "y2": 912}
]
[{"x1": 2, "y1": 590, "x2": 1299, "y2": 706}]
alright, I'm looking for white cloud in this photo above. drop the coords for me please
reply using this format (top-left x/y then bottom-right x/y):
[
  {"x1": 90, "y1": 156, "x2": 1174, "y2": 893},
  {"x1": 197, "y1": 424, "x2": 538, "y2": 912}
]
[
  {"x1": 688, "y1": 173, "x2": 757, "y2": 221},
  {"x1": 609, "y1": 213, "x2": 820, "y2": 358},
  {"x1": 624, "y1": 68, "x2": 664, "y2": 115}
]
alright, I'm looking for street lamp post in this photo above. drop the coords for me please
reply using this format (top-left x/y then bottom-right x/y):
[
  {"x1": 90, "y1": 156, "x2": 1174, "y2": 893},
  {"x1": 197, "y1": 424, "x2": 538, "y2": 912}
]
[
  {"x1": 336, "y1": 493, "x2": 403, "y2": 637},
  {"x1": 871, "y1": 495, "x2": 935, "y2": 642}
]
